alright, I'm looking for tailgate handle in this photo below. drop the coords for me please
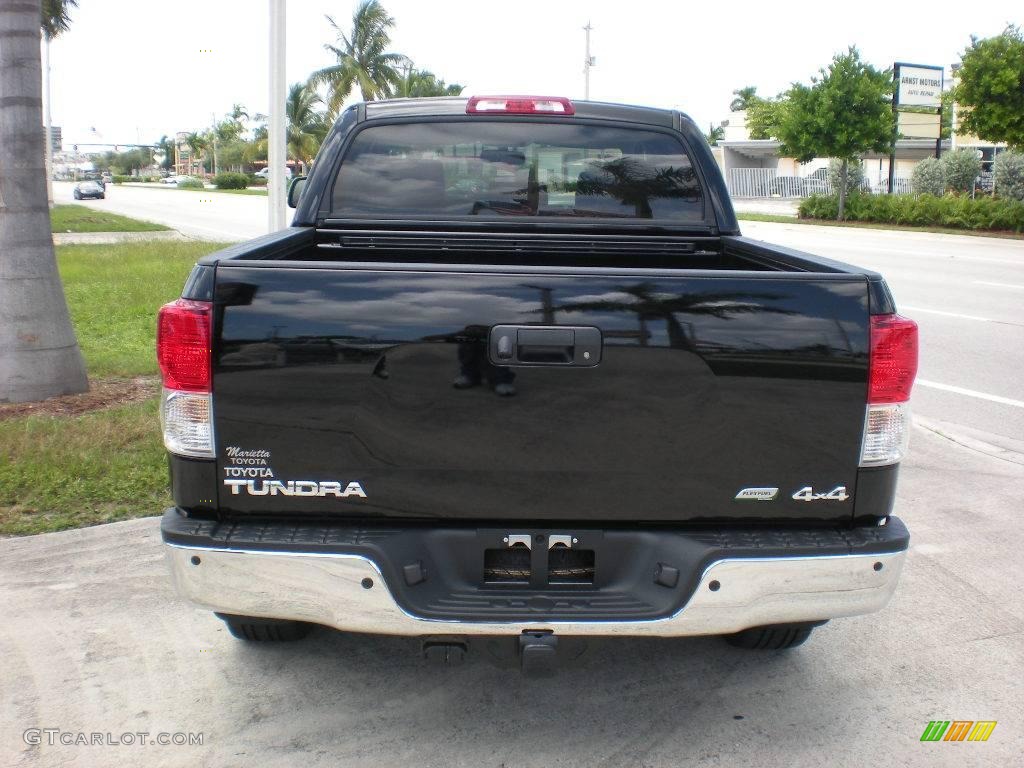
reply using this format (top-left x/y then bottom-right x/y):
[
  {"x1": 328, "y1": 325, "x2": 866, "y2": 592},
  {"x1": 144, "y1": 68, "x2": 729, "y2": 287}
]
[
  {"x1": 518, "y1": 328, "x2": 573, "y2": 364},
  {"x1": 489, "y1": 325, "x2": 601, "y2": 367}
]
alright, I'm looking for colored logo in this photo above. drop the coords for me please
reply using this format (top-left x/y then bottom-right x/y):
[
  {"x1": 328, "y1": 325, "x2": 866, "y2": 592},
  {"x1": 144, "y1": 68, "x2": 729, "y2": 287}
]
[{"x1": 920, "y1": 721, "x2": 997, "y2": 742}]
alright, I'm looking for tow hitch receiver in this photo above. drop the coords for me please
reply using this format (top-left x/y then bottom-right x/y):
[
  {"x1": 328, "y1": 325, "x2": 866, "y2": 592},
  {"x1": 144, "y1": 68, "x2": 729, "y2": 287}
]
[{"x1": 519, "y1": 631, "x2": 558, "y2": 677}]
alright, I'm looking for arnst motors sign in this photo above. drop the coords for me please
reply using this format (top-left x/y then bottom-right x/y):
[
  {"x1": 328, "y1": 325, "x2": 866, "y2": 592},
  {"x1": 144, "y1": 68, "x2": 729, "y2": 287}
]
[{"x1": 896, "y1": 63, "x2": 943, "y2": 108}]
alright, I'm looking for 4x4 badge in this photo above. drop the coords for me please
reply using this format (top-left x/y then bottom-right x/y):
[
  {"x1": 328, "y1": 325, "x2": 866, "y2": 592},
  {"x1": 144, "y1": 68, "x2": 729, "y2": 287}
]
[{"x1": 791, "y1": 485, "x2": 849, "y2": 502}]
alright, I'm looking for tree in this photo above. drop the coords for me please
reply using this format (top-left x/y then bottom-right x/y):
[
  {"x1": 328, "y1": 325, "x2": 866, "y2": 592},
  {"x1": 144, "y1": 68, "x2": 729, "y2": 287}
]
[
  {"x1": 730, "y1": 86, "x2": 760, "y2": 112},
  {"x1": 156, "y1": 135, "x2": 175, "y2": 171},
  {"x1": 827, "y1": 158, "x2": 866, "y2": 195},
  {"x1": 285, "y1": 83, "x2": 328, "y2": 172},
  {"x1": 942, "y1": 148, "x2": 982, "y2": 193},
  {"x1": 993, "y1": 151, "x2": 1024, "y2": 200},
  {"x1": 395, "y1": 69, "x2": 463, "y2": 98},
  {"x1": 745, "y1": 97, "x2": 782, "y2": 140},
  {"x1": 1, "y1": 0, "x2": 88, "y2": 402},
  {"x1": 953, "y1": 26, "x2": 1024, "y2": 150},
  {"x1": 310, "y1": 0, "x2": 405, "y2": 114},
  {"x1": 183, "y1": 132, "x2": 208, "y2": 175},
  {"x1": 773, "y1": 48, "x2": 893, "y2": 220},
  {"x1": 40, "y1": 0, "x2": 76, "y2": 38},
  {"x1": 912, "y1": 157, "x2": 945, "y2": 195},
  {"x1": 705, "y1": 123, "x2": 725, "y2": 146}
]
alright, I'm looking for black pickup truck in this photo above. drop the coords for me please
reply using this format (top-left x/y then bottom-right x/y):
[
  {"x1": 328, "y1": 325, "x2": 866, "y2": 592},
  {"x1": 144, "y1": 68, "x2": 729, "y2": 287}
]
[{"x1": 158, "y1": 96, "x2": 918, "y2": 672}]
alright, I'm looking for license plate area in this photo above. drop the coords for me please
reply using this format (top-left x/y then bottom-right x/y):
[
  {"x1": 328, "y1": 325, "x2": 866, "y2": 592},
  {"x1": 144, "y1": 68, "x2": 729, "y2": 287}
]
[{"x1": 480, "y1": 531, "x2": 597, "y2": 588}]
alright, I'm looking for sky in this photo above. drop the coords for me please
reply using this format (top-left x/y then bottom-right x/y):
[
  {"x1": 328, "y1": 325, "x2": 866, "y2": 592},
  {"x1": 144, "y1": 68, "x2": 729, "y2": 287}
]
[{"x1": 47, "y1": 0, "x2": 1021, "y2": 148}]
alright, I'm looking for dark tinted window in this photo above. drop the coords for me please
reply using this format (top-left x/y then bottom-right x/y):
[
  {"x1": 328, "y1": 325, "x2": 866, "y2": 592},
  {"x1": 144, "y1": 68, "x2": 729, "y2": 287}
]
[{"x1": 331, "y1": 121, "x2": 703, "y2": 221}]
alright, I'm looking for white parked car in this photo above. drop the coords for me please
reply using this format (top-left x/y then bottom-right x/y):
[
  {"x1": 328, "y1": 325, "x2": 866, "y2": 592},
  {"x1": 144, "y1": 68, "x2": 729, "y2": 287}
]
[
  {"x1": 161, "y1": 175, "x2": 196, "y2": 185},
  {"x1": 254, "y1": 167, "x2": 293, "y2": 179}
]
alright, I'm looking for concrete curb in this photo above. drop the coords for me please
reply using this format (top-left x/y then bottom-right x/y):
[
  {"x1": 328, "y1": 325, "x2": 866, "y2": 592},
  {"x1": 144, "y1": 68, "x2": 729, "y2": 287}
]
[
  {"x1": 53, "y1": 230, "x2": 187, "y2": 245},
  {"x1": 913, "y1": 415, "x2": 1024, "y2": 466}
]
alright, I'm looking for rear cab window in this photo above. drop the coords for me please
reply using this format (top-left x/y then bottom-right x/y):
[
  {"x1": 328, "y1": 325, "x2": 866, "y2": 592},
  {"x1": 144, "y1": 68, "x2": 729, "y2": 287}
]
[{"x1": 330, "y1": 120, "x2": 705, "y2": 222}]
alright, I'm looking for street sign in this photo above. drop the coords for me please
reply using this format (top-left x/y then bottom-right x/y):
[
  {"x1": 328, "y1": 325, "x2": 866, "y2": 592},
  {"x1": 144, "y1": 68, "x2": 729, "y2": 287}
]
[{"x1": 896, "y1": 63, "x2": 943, "y2": 108}]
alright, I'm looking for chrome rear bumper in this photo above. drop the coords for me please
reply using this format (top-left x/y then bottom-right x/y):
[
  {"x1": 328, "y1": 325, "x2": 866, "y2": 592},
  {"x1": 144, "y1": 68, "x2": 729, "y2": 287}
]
[{"x1": 165, "y1": 544, "x2": 905, "y2": 637}]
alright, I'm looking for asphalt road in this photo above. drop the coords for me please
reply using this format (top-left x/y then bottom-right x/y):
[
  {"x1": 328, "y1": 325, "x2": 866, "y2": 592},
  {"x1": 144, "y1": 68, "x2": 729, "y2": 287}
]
[
  {"x1": 741, "y1": 220, "x2": 1024, "y2": 445},
  {"x1": 9, "y1": 184, "x2": 1016, "y2": 766},
  {"x1": 54, "y1": 181, "x2": 269, "y2": 241}
]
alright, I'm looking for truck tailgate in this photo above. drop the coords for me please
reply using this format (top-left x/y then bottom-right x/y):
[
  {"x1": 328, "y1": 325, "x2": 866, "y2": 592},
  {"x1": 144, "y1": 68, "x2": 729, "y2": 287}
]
[{"x1": 212, "y1": 262, "x2": 870, "y2": 524}]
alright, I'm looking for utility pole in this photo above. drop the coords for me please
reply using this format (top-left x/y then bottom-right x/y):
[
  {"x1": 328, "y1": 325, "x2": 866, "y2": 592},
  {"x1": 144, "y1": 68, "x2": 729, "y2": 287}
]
[
  {"x1": 211, "y1": 112, "x2": 219, "y2": 176},
  {"x1": 583, "y1": 22, "x2": 595, "y2": 100},
  {"x1": 268, "y1": 0, "x2": 287, "y2": 232}
]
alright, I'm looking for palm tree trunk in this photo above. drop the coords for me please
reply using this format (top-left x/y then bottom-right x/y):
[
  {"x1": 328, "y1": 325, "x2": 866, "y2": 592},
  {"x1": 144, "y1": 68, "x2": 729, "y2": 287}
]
[{"x1": 0, "y1": 0, "x2": 88, "y2": 403}]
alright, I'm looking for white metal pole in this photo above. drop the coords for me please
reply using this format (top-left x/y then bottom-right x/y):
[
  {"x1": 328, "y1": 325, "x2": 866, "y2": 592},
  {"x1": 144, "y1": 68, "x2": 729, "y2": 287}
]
[
  {"x1": 268, "y1": 0, "x2": 287, "y2": 232},
  {"x1": 583, "y1": 22, "x2": 592, "y2": 100},
  {"x1": 43, "y1": 35, "x2": 54, "y2": 207}
]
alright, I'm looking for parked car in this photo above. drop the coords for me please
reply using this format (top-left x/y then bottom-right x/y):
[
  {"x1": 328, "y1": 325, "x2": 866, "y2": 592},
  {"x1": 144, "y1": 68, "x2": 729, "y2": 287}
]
[
  {"x1": 254, "y1": 167, "x2": 293, "y2": 179},
  {"x1": 73, "y1": 180, "x2": 104, "y2": 200},
  {"x1": 161, "y1": 175, "x2": 196, "y2": 185},
  {"x1": 157, "y1": 96, "x2": 917, "y2": 674}
]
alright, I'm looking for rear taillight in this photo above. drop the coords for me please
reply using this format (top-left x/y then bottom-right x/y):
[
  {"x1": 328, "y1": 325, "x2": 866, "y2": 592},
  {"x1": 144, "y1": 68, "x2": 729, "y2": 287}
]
[
  {"x1": 157, "y1": 298, "x2": 214, "y2": 458},
  {"x1": 157, "y1": 298, "x2": 211, "y2": 392},
  {"x1": 861, "y1": 314, "x2": 918, "y2": 466},
  {"x1": 466, "y1": 95, "x2": 575, "y2": 115}
]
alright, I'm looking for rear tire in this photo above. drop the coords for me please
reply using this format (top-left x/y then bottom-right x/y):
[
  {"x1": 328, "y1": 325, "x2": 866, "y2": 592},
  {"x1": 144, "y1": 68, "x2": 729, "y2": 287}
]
[
  {"x1": 215, "y1": 613, "x2": 311, "y2": 642},
  {"x1": 725, "y1": 621, "x2": 826, "y2": 650}
]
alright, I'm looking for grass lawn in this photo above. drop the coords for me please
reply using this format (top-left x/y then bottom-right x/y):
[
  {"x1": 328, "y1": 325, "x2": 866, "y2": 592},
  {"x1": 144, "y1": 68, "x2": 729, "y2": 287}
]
[
  {"x1": 0, "y1": 399, "x2": 169, "y2": 535},
  {"x1": 51, "y1": 203, "x2": 169, "y2": 233},
  {"x1": 0, "y1": 240, "x2": 227, "y2": 536},
  {"x1": 58, "y1": 240, "x2": 227, "y2": 377},
  {"x1": 129, "y1": 184, "x2": 269, "y2": 196},
  {"x1": 211, "y1": 187, "x2": 268, "y2": 195},
  {"x1": 736, "y1": 212, "x2": 1024, "y2": 240}
]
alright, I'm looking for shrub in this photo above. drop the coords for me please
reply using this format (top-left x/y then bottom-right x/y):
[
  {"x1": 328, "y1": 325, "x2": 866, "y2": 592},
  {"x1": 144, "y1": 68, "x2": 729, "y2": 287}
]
[
  {"x1": 213, "y1": 172, "x2": 250, "y2": 190},
  {"x1": 942, "y1": 149, "x2": 982, "y2": 193},
  {"x1": 994, "y1": 151, "x2": 1024, "y2": 201},
  {"x1": 827, "y1": 159, "x2": 867, "y2": 195},
  {"x1": 112, "y1": 175, "x2": 131, "y2": 185},
  {"x1": 798, "y1": 193, "x2": 1024, "y2": 232},
  {"x1": 912, "y1": 157, "x2": 945, "y2": 196},
  {"x1": 249, "y1": 175, "x2": 268, "y2": 186},
  {"x1": 177, "y1": 178, "x2": 205, "y2": 190}
]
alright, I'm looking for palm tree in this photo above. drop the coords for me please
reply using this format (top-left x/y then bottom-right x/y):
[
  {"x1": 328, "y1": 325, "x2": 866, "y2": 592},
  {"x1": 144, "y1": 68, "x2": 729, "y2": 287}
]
[
  {"x1": 730, "y1": 86, "x2": 759, "y2": 112},
  {"x1": 286, "y1": 83, "x2": 328, "y2": 173},
  {"x1": 705, "y1": 123, "x2": 725, "y2": 146},
  {"x1": 40, "y1": 0, "x2": 77, "y2": 205},
  {"x1": 183, "y1": 132, "x2": 208, "y2": 176},
  {"x1": 0, "y1": 0, "x2": 88, "y2": 402},
  {"x1": 310, "y1": 0, "x2": 405, "y2": 114},
  {"x1": 395, "y1": 69, "x2": 464, "y2": 98}
]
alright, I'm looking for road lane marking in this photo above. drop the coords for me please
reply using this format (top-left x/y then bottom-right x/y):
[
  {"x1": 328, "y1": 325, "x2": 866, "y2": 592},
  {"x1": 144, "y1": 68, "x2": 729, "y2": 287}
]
[
  {"x1": 917, "y1": 380, "x2": 1024, "y2": 409},
  {"x1": 973, "y1": 280, "x2": 1024, "y2": 290},
  {"x1": 901, "y1": 306, "x2": 995, "y2": 323}
]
